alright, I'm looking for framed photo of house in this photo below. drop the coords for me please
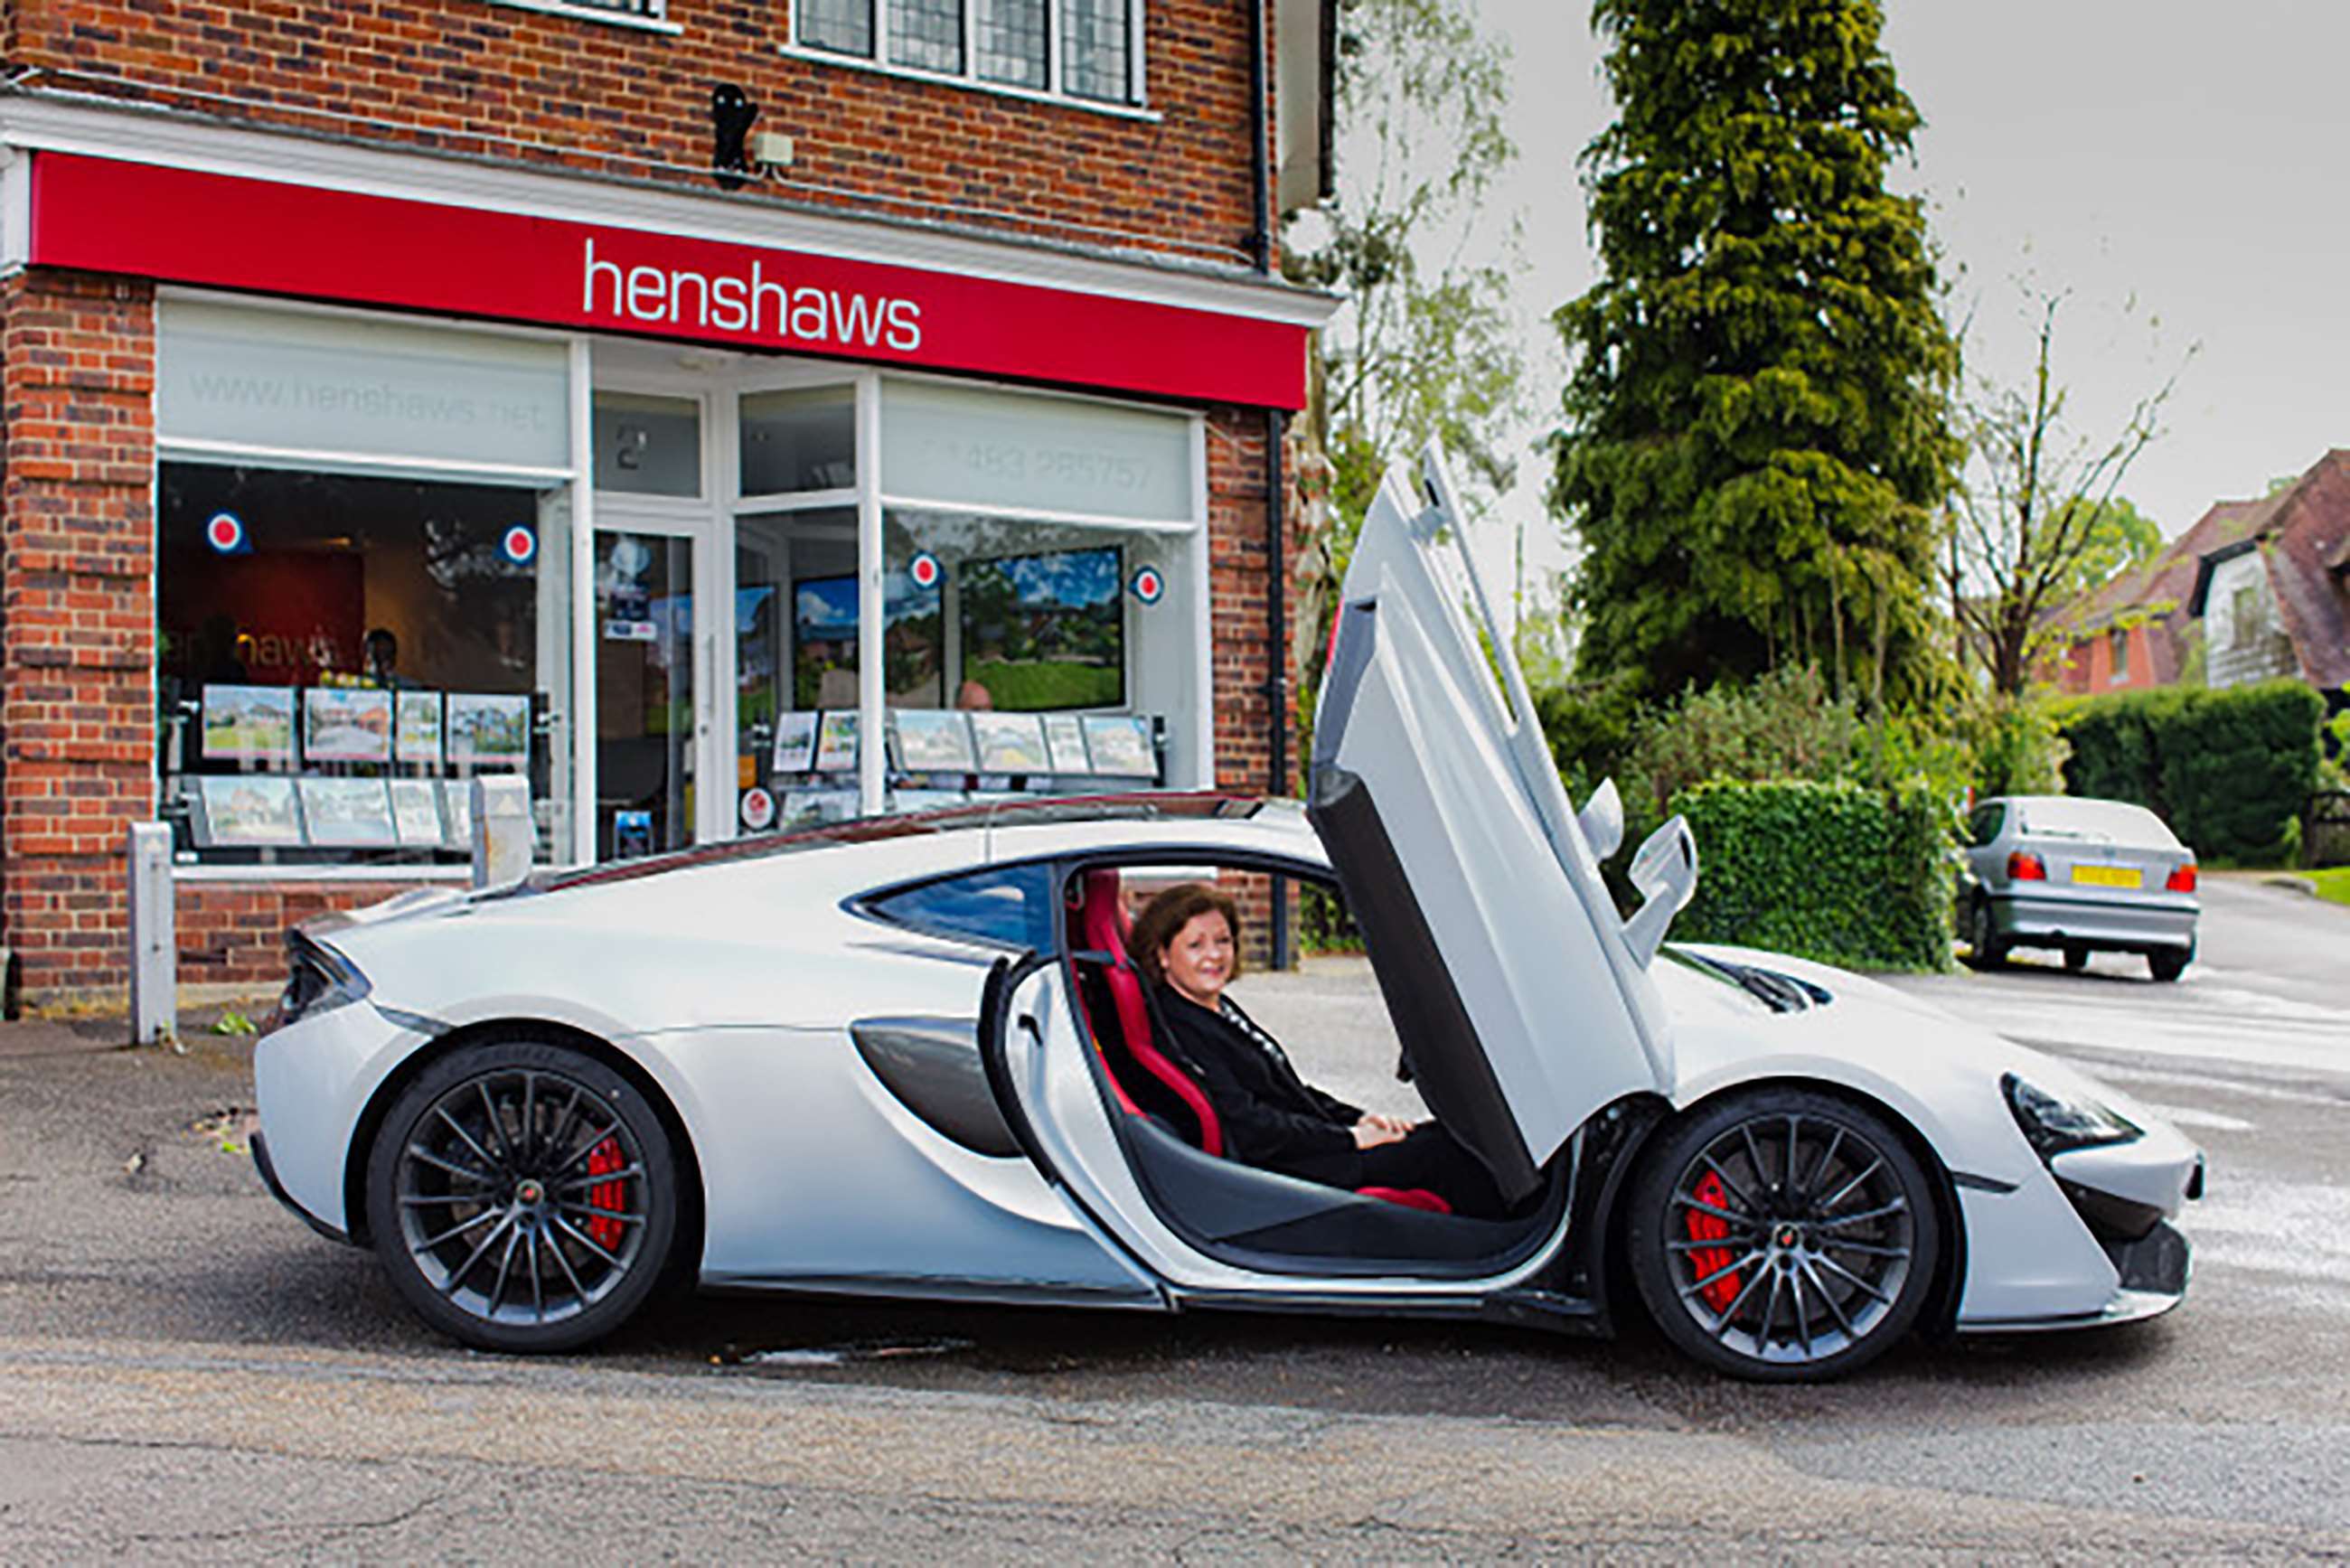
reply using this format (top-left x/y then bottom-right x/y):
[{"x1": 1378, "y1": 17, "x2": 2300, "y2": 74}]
[
  {"x1": 298, "y1": 776, "x2": 399, "y2": 846},
  {"x1": 201, "y1": 684, "x2": 297, "y2": 765},
  {"x1": 302, "y1": 686, "x2": 393, "y2": 764},
  {"x1": 891, "y1": 709, "x2": 977, "y2": 773},
  {"x1": 813, "y1": 710, "x2": 860, "y2": 772},
  {"x1": 446, "y1": 692, "x2": 530, "y2": 766},
  {"x1": 1040, "y1": 713, "x2": 1090, "y2": 775},
  {"x1": 394, "y1": 690, "x2": 445, "y2": 765},
  {"x1": 193, "y1": 775, "x2": 305, "y2": 847},
  {"x1": 1080, "y1": 714, "x2": 1155, "y2": 777},
  {"x1": 969, "y1": 711, "x2": 1050, "y2": 773},
  {"x1": 388, "y1": 778, "x2": 445, "y2": 848},
  {"x1": 772, "y1": 710, "x2": 820, "y2": 774}
]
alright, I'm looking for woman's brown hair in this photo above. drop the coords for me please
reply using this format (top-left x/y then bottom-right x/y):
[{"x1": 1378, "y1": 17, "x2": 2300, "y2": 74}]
[{"x1": 1127, "y1": 882, "x2": 1245, "y2": 989}]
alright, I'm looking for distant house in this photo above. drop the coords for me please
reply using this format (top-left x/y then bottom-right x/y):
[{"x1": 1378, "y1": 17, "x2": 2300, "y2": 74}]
[{"x1": 2045, "y1": 452, "x2": 2350, "y2": 710}]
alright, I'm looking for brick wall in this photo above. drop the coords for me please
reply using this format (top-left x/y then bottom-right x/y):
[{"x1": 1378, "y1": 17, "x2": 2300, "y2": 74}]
[
  {"x1": 9, "y1": 0, "x2": 1271, "y2": 268},
  {"x1": 0, "y1": 268, "x2": 156, "y2": 1008},
  {"x1": 1206, "y1": 408, "x2": 1283, "y2": 796},
  {"x1": 175, "y1": 879, "x2": 445, "y2": 993}
]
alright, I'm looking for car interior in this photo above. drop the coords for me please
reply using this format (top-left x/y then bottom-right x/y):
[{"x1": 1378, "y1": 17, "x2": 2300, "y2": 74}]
[{"x1": 1058, "y1": 860, "x2": 1571, "y2": 1277}]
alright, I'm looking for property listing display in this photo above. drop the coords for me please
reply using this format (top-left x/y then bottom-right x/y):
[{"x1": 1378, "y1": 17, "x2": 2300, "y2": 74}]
[
  {"x1": 182, "y1": 677, "x2": 531, "y2": 855},
  {"x1": 768, "y1": 704, "x2": 1161, "y2": 830}
]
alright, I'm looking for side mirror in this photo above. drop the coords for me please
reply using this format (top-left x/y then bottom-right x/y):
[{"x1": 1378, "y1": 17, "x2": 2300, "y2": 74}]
[
  {"x1": 1577, "y1": 777, "x2": 1624, "y2": 862},
  {"x1": 1622, "y1": 814, "x2": 1699, "y2": 967}
]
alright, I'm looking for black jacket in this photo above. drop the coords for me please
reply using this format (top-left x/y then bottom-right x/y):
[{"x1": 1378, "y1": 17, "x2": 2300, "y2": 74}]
[{"x1": 1149, "y1": 984, "x2": 1362, "y2": 1175}]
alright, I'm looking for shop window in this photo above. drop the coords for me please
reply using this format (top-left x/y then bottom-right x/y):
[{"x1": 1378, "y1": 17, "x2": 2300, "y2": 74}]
[
  {"x1": 739, "y1": 387, "x2": 856, "y2": 495},
  {"x1": 593, "y1": 392, "x2": 701, "y2": 498},
  {"x1": 157, "y1": 464, "x2": 572, "y2": 869},
  {"x1": 792, "y1": 571, "x2": 945, "y2": 710},
  {"x1": 958, "y1": 546, "x2": 1124, "y2": 710}
]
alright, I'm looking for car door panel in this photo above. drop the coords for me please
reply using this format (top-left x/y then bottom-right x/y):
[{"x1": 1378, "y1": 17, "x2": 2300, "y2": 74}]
[{"x1": 1311, "y1": 447, "x2": 1672, "y2": 1201}]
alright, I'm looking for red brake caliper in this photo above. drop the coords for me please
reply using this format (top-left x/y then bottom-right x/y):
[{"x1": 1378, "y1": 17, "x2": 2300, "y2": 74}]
[
  {"x1": 584, "y1": 1136, "x2": 626, "y2": 1252},
  {"x1": 1687, "y1": 1169, "x2": 1743, "y2": 1314}
]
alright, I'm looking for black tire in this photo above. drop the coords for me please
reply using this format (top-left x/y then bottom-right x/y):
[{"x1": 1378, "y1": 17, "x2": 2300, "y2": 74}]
[
  {"x1": 364, "y1": 1038, "x2": 679, "y2": 1353},
  {"x1": 1965, "y1": 897, "x2": 2007, "y2": 969},
  {"x1": 1625, "y1": 1088, "x2": 1943, "y2": 1383},
  {"x1": 2148, "y1": 944, "x2": 2193, "y2": 983},
  {"x1": 2063, "y1": 946, "x2": 2090, "y2": 973}
]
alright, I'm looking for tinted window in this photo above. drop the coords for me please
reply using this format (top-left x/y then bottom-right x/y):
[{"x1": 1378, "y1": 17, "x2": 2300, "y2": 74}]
[
  {"x1": 1969, "y1": 805, "x2": 2005, "y2": 848},
  {"x1": 865, "y1": 863, "x2": 1057, "y2": 950}
]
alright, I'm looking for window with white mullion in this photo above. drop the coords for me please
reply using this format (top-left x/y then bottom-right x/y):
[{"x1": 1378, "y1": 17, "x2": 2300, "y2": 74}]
[
  {"x1": 976, "y1": 0, "x2": 1049, "y2": 90},
  {"x1": 1061, "y1": 0, "x2": 1133, "y2": 105},
  {"x1": 800, "y1": 0, "x2": 877, "y2": 58},
  {"x1": 888, "y1": 0, "x2": 965, "y2": 72}
]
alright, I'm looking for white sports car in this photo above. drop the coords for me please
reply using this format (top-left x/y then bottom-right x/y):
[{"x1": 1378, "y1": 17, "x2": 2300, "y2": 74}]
[{"x1": 252, "y1": 448, "x2": 2204, "y2": 1381}]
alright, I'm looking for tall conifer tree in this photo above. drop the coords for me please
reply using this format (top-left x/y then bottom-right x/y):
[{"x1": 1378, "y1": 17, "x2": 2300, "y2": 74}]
[{"x1": 1551, "y1": 0, "x2": 1960, "y2": 704}]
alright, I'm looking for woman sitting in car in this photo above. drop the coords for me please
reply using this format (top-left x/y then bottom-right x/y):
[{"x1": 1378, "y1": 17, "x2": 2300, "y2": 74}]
[{"x1": 1128, "y1": 883, "x2": 1507, "y2": 1219}]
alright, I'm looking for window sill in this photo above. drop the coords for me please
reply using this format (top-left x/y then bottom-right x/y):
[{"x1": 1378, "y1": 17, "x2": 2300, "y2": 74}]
[
  {"x1": 776, "y1": 44, "x2": 1160, "y2": 123},
  {"x1": 174, "y1": 863, "x2": 481, "y2": 883},
  {"x1": 484, "y1": 0, "x2": 685, "y2": 35}
]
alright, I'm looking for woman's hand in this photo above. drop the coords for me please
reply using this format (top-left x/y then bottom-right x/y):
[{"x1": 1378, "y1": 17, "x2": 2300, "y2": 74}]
[
  {"x1": 1360, "y1": 1112, "x2": 1414, "y2": 1136},
  {"x1": 1351, "y1": 1116, "x2": 1408, "y2": 1150}
]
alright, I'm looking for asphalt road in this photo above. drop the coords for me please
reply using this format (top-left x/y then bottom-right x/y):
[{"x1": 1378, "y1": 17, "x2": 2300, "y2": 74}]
[{"x1": 1, "y1": 875, "x2": 2345, "y2": 1559}]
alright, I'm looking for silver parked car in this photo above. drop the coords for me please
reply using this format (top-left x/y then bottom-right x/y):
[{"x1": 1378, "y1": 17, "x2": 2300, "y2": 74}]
[{"x1": 1960, "y1": 795, "x2": 2199, "y2": 981}]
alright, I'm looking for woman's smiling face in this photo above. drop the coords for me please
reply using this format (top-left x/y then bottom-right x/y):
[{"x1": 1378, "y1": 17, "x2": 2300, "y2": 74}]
[{"x1": 1160, "y1": 909, "x2": 1236, "y2": 1006}]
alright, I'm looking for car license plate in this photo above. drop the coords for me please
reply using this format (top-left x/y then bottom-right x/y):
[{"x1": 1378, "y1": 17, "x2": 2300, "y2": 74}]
[{"x1": 2072, "y1": 864, "x2": 2142, "y2": 888}]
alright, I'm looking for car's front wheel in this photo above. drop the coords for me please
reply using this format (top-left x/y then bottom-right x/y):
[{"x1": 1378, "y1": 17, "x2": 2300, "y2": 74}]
[
  {"x1": 364, "y1": 1038, "x2": 679, "y2": 1353},
  {"x1": 1626, "y1": 1088, "x2": 1943, "y2": 1382}
]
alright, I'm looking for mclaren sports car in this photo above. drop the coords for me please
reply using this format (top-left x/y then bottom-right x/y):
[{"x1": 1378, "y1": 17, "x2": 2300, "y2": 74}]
[{"x1": 252, "y1": 448, "x2": 2204, "y2": 1381}]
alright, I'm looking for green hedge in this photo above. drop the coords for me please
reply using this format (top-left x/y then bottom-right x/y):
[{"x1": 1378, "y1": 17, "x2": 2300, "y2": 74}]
[
  {"x1": 1671, "y1": 779, "x2": 1952, "y2": 972},
  {"x1": 2058, "y1": 681, "x2": 2324, "y2": 862}
]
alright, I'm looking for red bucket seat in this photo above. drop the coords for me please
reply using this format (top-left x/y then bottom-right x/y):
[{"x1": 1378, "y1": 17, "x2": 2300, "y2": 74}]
[{"x1": 1068, "y1": 869, "x2": 1448, "y2": 1216}]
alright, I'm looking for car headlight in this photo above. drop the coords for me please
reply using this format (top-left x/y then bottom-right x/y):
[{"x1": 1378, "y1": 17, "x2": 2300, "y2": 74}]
[
  {"x1": 2001, "y1": 1072, "x2": 2140, "y2": 1159},
  {"x1": 268, "y1": 932, "x2": 371, "y2": 1032}
]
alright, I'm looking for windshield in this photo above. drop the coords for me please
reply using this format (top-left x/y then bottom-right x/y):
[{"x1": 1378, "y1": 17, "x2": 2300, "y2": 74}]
[{"x1": 2013, "y1": 797, "x2": 2178, "y2": 847}]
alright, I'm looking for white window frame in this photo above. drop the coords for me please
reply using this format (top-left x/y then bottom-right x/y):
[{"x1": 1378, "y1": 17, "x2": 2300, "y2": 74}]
[
  {"x1": 781, "y1": 0, "x2": 1157, "y2": 120},
  {"x1": 484, "y1": 0, "x2": 684, "y2": 34}
]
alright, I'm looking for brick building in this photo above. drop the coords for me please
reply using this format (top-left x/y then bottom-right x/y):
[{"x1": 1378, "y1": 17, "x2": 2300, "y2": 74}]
[{"x1": 0, "y1": 0, "x2": 1335, "y2": 1007}]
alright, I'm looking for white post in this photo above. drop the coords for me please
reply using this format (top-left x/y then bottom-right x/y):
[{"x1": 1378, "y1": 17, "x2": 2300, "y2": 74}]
[
  {"x1": 472, "y1": 775, "x2": 536, "y2": 889},
  {"x1": 127, "y1": 822, "x2": 175, "y2": 1046},
  {"x1": 855, "y1": 371, "x2": 885, "y2": 818}
]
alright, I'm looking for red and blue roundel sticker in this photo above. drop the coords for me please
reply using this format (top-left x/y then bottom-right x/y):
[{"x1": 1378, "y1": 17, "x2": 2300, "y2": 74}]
[
  {"x1": 502, "y1": 525, "x2": 538, "y2": 565},
  {"x1": 204, "y1": 512, "x2": 250, "y2": 555},
  {"x1": 907, "y1": 550, "x2": 944, "y2": 590},
  {"x1": 1130, "y1": 565, "x2": 1165, "y2": 606}
]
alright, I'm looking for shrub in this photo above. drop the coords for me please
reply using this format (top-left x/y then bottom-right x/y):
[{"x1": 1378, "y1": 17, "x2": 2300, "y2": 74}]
[
  {"x1": 1671, "y1": 778, "x2": 1953, "y2": 972},
  {"x1": 1967, "y1": 695, "x2": 2070, "y2": 799},
  {"x1": 2057, "y1": 681, "x2": 2324, "y2": 862}
]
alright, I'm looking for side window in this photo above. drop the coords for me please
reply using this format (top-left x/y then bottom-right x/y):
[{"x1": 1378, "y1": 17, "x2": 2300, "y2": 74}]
[
  {"x1": 1969, "y1": 805, "x2": 2004, "y2": 849},
  {"x1": 864, "y1": 863, "x2": 1057, "y2": 951}
]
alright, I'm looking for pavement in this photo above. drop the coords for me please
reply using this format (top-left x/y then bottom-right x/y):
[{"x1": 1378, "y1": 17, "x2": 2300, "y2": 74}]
[{"x1": 0, "y1": 874, "x2": 2344, "y2": 1558}]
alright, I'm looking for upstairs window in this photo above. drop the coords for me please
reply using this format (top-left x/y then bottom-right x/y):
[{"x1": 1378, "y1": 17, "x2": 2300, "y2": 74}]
[
  {"x1": 2107, "y1": 626, "x2": 2130, "y2": 684},
  {"x1": 794, "y1": 0, "x2": 1143, "y2": 108}
]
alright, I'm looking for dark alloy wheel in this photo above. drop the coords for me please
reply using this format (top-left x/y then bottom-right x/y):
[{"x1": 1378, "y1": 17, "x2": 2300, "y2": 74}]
[
  {"x1": 365, "y1": 1039, "x2": 678, "y2": 1353},
  {"x1": 1626, "y1": 1089, "x2": 1942, "y2": 1382},
  {"x1": 1965, "y1": 897, "x2": 2007, "y2": 969}
]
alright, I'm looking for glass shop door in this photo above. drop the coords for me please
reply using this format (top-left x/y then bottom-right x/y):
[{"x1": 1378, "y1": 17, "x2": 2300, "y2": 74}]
[{"x1": 592, "y1": 516, "x2": 718, "y2": 860}]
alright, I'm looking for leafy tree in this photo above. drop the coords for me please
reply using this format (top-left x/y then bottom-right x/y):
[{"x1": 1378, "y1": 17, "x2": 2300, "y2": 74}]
[
  {"x1": 1549, "y1": 0, "x2": 1961, "y2": 709},
  {"x1": 1947, "y1": 288, "x2": 2186, "y2": 696},
  {"x1": 1284, "y1": 0, "x2": 1529, "y2": 713}
]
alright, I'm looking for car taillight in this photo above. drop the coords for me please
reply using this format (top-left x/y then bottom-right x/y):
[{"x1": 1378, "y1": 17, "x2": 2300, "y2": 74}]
[
  {"x1": 2007, "y1": 850, "x2": 2047, "y2": 882},
  {"x1": 2167, "y1": 862, "x2": 2197, "y2": 894}
]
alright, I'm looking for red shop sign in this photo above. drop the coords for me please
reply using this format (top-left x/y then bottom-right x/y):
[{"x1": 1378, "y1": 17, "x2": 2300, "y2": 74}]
[{"x1": 29, "y1": 154, "x2": 1311, "y2": 409}]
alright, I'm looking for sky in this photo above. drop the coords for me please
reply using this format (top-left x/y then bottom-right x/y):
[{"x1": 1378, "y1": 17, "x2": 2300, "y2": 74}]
[{"x1": 1424, "y1": 0, "x2": 2350, "y2": 623}]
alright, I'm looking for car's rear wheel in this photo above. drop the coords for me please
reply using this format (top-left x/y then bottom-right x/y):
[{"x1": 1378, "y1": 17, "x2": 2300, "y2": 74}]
[
  {"x1": 364, "y1": 1038, "x2": 677, "y2": 1353},
  {"x1": 1965, "y1": 897, "x2": 2007, "y2": 969},
  {"x1": 2064, "y1": 946, "x2": 2090, "y2": 973},
  {"x1": 2148, "y1": 944, "x2": 2193, "y2": 983},
  {"x1": 1626, "y1": 1088, "x2": 1942, "y2": 1382}
]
